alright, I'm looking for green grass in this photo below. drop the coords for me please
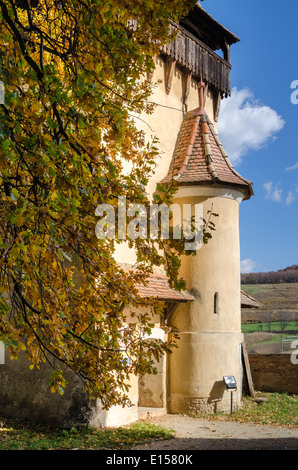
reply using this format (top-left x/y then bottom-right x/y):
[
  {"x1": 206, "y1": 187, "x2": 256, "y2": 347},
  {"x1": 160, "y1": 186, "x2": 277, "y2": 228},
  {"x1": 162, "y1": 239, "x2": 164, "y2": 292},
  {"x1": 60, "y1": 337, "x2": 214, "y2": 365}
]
[
  {"x1": 242, "y1": 321, "x2": 298, "y2": 334},
  {"x1": 0, "y1": 420, "x2": 175, "y2": 451},
  {"x1": 1, "y1": 394, "x2": 297, "y2": 449},
  {"x1": 241, "y1": 284, "x2": 275, "y2": 295},
  {"x1": 230, "y1": 393, "x2": 298, "y2": 427},
  {"x1": 196, "y1": 393, "x2": 298, "y2": 428}
]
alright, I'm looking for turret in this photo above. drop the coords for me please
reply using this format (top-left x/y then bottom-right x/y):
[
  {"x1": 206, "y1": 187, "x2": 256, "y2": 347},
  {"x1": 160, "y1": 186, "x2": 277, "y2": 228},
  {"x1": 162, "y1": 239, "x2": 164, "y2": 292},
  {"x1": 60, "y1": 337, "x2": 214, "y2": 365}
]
[
  {"x1": 119, "y1": 3, "x2": 254, "y2": 416},
  {"x1": 160, "y1": 79, "x2": 253, "y2": 414}
]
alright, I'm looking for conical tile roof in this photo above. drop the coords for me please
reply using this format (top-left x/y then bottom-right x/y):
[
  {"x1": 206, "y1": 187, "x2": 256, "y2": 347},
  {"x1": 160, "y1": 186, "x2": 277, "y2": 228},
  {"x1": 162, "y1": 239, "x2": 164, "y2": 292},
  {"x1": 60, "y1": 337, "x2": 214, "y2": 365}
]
[{"x1": 161, "y1": 84, "x2": 254, "y2": 200}]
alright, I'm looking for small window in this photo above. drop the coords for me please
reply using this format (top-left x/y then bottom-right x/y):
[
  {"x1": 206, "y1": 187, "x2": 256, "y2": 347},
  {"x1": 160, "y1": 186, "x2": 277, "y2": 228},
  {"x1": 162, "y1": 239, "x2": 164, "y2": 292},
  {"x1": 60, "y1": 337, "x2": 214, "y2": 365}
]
[{"x1": 214, "y1": 292, "x2": 219, "y2": 314}]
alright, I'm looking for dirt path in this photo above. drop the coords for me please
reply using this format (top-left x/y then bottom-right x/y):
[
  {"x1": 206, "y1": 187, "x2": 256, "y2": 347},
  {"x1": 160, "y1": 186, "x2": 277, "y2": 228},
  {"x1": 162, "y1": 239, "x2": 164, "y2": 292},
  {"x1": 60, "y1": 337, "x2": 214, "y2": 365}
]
[{"x1": 133, "y1": 414, "x2": 298, "y2": 450}]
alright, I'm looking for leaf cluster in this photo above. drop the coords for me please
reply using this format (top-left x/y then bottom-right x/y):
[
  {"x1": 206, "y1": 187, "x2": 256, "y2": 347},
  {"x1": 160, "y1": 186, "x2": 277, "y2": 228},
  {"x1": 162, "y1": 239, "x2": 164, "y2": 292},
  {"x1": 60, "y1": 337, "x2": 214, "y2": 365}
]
[{"x1": 0, "y1": 0, "x2": 207, "y2": 407}]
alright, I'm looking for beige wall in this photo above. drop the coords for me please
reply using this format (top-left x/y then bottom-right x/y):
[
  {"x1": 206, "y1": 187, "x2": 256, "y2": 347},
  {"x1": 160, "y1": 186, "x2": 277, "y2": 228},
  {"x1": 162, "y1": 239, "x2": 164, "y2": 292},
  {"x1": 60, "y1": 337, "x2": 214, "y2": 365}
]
[
  {"x1": 175, "y1": 192, "x2": 242, "y2": 333},
  {"x1": 139, "y1": 341, "x2": 167, "y2": 408},
  {"x1": 0, "y1": 350, "x2": 94, "y2": 427},
  {"x1": 114, "y1": 57, "x2": 218, "y2": 265},
  {"x1": 139, "y1": 57, "x2": 218, "y2": 197},
  {"x1": 0, "y1": 58, "x2": 245, "y2": 426},
  {"x1": 89, "y1": 373, "x2": 139, "y2": 428},
  {"x1": 115, "y1": 58, "x2": 245, "y2": 415},
  {"x1": 123, "y1": 305, "x2": 168, "y2": 411},
  {"x1": 167, "y1": 189, "x2": 244, "y2": 414},
  {"x1": 167, "y1": 332, "x2": 242, "y2": 414}
]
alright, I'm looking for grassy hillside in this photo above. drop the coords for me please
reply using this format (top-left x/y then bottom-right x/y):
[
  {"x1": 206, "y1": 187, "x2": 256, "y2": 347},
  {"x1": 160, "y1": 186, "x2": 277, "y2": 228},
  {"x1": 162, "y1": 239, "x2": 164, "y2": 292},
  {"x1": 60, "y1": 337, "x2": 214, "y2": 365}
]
[
  {"x1": 241, "y1": 282, "x2": 298, "y2": 324},
  {"x1": 241, "y1": 283, "x2": 298, "y2": 353}
]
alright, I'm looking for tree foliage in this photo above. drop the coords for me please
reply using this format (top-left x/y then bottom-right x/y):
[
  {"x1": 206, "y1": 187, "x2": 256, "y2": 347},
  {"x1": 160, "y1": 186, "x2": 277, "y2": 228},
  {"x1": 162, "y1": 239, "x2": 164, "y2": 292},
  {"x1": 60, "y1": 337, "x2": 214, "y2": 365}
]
[
  {"x1": 0, "y1": 0, "x2": 205, "y2": 406},
  {"x1": 242, "y1": 266, "x2": 298, "y2": 285}
]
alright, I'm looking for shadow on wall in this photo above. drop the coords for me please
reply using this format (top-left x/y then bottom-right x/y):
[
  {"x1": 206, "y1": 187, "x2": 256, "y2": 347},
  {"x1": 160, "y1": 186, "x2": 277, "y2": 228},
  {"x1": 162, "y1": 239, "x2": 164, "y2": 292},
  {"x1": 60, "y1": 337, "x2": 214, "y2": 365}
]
[{"x1": 207, "y1": 380, "x2": 226, "y2": 412}]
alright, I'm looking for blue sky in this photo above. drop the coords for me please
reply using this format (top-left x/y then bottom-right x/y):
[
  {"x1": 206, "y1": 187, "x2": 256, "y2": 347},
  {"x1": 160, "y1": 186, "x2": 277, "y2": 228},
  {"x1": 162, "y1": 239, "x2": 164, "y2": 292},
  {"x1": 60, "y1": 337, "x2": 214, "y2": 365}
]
[{"x1": 201, "y1": 0, "x2": 298, "y2": 273}]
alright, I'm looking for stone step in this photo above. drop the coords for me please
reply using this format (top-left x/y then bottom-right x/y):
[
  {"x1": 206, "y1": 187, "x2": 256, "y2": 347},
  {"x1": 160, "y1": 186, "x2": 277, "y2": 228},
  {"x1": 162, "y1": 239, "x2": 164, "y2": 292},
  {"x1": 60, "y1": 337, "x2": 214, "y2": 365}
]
[{"x1": 138, "y1": 407, "x2": 167, "y2": 420}]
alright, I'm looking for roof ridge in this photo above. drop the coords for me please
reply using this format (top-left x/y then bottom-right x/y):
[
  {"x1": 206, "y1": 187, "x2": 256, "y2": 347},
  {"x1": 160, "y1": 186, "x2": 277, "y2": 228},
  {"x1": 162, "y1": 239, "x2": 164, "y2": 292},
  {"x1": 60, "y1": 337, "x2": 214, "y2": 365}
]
[
  {"x1": 206, "y1": 115, "x2": 254, "y2": 189},
  {"x1": 161, "y1": 102, "x2": 254, "y2": 200},
  {"x1": 201, "y1": 115, "x2": 219, "y2": 181},
  {"x1": 176, "y1": 113, "x2": 201, "y2": 179}
]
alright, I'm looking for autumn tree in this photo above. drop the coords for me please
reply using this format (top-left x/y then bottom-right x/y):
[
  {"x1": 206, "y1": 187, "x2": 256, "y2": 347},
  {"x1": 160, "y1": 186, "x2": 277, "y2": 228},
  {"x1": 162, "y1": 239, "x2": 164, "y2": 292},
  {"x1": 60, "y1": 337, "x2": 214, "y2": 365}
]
[
  {"x1": 0, "y1": 0, "x2": 207, "y2": 406},
  {"x1": 279, "y1": 311, "x2": 291, "y2": 333}
]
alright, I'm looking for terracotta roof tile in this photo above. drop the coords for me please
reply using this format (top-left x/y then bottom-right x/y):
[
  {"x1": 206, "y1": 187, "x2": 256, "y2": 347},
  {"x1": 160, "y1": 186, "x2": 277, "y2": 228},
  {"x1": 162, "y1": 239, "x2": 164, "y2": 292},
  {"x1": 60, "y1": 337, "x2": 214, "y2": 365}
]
[
  {"x1": 136, "y1": 275, "x2": 261, "y2": 308},
  {"x1": 136, "y1": 274, "x2": 195, "y2": 302},
  {"x1": 161, "y1": 106, "x2": 254, "y2": 200},
  {"x1": 123, "y1": 258, "x2": 261, "y2": 306}
]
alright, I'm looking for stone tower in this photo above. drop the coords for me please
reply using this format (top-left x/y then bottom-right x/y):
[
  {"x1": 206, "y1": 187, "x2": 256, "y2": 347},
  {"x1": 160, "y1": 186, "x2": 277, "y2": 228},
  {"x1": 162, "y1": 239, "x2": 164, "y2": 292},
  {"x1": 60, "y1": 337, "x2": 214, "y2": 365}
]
[
  {"x1": 124, "y1": 4, "x2": 255, "y2": 416},
  {"x1": 160, "y1": 79, "x2": 253, "y2": 414},
  {"x1": 0, "y1": 3, "x2": 256, "y2": 428}
]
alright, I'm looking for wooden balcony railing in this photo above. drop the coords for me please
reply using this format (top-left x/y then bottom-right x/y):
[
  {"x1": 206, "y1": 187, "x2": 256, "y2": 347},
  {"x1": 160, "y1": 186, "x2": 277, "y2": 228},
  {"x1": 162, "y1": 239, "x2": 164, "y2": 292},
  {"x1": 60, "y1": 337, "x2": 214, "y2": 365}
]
[{"x1": 161, "y1": 24, "x2": 232, "y2": 97}]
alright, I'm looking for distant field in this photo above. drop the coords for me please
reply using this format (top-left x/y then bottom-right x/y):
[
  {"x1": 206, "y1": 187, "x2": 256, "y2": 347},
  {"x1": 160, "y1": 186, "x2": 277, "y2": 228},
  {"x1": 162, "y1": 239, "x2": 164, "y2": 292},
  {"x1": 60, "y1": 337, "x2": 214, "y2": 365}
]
[
  {"x1": 242, "y1": 321, "x2": 298, "y2": 334},
  {"x1": 242, "y1": 282, "x2": 298, "y2": 306},
  {"x1": 241, "y1": 282, "x2": 298, "y2": 324},
  {"x1": 241, "y1": 283, "x2": 298, "y2": 353},
  {"x1": 242, "y1": 284, "x2": 276, "y2": 295}
]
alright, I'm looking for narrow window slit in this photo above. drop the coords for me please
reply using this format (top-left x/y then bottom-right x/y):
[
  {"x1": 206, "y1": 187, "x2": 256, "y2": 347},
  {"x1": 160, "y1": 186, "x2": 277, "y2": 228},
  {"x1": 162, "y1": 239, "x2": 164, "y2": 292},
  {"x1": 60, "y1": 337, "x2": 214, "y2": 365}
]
[{"x1": 214, "y1": 292, "x2": 219, "y2": 314}]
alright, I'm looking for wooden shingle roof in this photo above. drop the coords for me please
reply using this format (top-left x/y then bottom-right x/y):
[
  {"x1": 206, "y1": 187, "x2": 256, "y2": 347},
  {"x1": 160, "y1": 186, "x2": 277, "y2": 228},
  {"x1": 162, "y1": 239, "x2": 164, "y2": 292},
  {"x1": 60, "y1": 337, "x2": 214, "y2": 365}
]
[{"x1": 240, "y1": 290, "x2": 262, "y2": 309}]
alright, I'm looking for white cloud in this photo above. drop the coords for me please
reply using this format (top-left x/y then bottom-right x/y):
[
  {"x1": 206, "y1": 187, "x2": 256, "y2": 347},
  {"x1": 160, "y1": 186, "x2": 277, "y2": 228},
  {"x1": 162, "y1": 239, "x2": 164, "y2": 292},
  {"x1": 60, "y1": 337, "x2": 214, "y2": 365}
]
[
  {"x1": 285, "y1": 186, "x2": 298, "y2": 205},
  {"x1": 286, "y1": 191, "x2": 295, "y2": 205},
  {"x1": 285, "y1": 162, "x2": 298, "y2": 171},
  {"x1": 263, "y1": 182, "x2": 298, "y2": 204},
  {"x1": 263, "y1": 181, "x2": 282, "y2": 202},
  {"x1": 218, "y1": 87, "x2": 285, "y2": 165},
  {"x1": 241, "y1": 259, "x2": 257, "y2": 274}
]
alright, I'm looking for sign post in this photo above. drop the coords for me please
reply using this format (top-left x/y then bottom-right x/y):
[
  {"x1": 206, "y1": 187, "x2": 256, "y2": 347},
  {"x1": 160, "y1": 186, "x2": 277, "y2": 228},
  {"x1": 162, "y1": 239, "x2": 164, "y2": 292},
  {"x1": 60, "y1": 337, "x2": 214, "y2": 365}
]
[{"x1": 223, "y1": 376, "x2": 237, "y2": 415}]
